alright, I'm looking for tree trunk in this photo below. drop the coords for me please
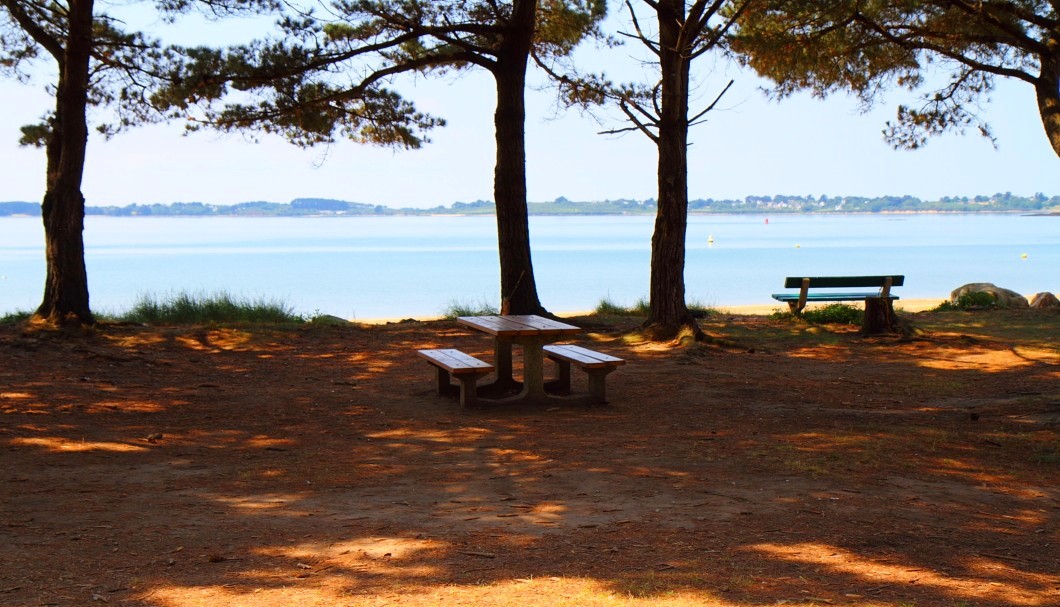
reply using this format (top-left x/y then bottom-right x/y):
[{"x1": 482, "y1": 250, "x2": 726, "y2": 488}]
[
  {"x1": 35, "y1": 0, "x2": 95, "y2": 326},
  {"x1": 491, "y1": 0, "x2": 548, "y2": 316},
  {"x1": 643, "y1": 0, "x2": 703, "y2": 340},
  {"x1": 1036, "y1": 48, "x2": 1060, "y2": 158},
  {"x1": 862, "y1": 298, "x2": 900, "y2": 335}
]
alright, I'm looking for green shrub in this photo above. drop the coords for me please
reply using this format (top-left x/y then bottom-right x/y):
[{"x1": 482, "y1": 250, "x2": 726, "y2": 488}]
[
  {"x1": 932, "y1": 291, "x2": 998, "y2": 311},
  {"x1": 773, "y1": 304, "x2": 864, "y2": 325},
  {"x1": 441, "y1": 299, "x2": 498, "y2": 319},
  {"x1": 803, "y1": 303, "x2": 864, "y2": 325},
  {"x1": 119, "y1": 291, "x2": 303, "y2": 325}
]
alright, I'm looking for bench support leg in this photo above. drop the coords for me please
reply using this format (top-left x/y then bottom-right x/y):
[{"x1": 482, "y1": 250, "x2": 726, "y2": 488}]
[
  {"x1": 432, "y1": 367, "x2": 490, "y2": 407},
  {"x1": 434, "y1": 368, "x2": 455, "y2": 397},
  {"x1": 586, "y1": 368, "x2": 617, "y2": 404},
  {"x1": 456, "y1": 373, "x2": 490, "y2": 408}
]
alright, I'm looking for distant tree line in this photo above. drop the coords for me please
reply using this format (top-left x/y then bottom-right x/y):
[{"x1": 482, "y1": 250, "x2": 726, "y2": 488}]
[{"x1": 2, "y1": 193, "x2": 1057, "y2": 217}]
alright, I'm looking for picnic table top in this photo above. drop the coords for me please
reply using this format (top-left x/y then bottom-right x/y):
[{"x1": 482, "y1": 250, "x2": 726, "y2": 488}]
[{"x1": 457, "y1": 314, "x2": 581, "y2": 337}]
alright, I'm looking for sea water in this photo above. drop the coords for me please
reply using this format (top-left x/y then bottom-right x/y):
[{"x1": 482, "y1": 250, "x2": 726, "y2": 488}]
[{"x1": 1, "y1": 214, "x2": 1056, "y2": 319}]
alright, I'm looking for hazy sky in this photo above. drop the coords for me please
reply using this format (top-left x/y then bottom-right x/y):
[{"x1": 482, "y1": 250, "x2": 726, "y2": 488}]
[{"x1": 2, "y1": 3, "x2": 1059, "y2": 209}]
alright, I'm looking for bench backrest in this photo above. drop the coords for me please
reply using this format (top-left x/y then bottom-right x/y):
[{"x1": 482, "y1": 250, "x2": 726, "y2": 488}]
[{"x1": 782, "y1": 275, "x2": 905, "y2": 289}]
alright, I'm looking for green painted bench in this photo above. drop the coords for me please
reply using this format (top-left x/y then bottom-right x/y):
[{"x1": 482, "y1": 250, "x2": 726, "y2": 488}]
[
  {"x1": 772, "y1": 275, "x2": 904, "y2": 314},
  {"x1": 417, "y1": 349, "x2": 494, "y2": 408},
  {"x1": 544, "y1": 344, "x2": 625, "y2": 404}
]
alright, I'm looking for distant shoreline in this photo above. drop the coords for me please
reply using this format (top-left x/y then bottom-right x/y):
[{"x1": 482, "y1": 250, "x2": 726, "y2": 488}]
[
  {"x1": 1, "y1": 210, "x2": 1058, "y2": 219},
  {"x1": 3, "y1": 194, "x2": 1059, "y2": 218}
]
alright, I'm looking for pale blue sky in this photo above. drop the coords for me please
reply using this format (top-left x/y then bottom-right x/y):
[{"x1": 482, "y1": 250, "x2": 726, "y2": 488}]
[{"x1": 2, "y1": 3, "x2": 1058, "y2": 209}]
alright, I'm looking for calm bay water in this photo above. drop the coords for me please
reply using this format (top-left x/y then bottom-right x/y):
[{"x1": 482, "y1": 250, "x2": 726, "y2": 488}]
[{"x1": 1, "y1": 214, "x2": 1057, "y2": 319}]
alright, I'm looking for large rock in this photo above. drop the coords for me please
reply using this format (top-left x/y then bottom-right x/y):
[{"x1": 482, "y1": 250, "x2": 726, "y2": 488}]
[
  {"x1": 1030, "y1": 292, "x2": 1060, "y2": 309},
  {"x1": 950, "y1": 283, "x2": 1029, "y2": 309}
]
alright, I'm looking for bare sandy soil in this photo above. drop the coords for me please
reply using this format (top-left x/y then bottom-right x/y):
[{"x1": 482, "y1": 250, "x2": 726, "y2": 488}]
[{"x1": 1, "y1": 310, "x2": 1058, "y2": 607}]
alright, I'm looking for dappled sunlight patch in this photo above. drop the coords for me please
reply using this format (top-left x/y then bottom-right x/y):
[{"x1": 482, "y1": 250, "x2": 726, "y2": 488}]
[
  {"x1": 174, "y1": 334, "x2": 221, "y2": 352},
  {"x1": 915, "y1": 348, "x2": 1040, "y2": 372},
  {"x1": 0, "y1": 391, "x2": 33, "y2": 400},
  {"x1": 142, "y1": 575, "x2": 725, "y2": 607},
  {"x1": 84, "y1": 399, "x2": 166, "y2": 414},
  {"x1": 919, "y1": 455, "x2": 1031, "y2": 488},
  {"x1": 966, "y1": 508, "x2": 1051, "y2": 535},
  {"x1": 210, "y1": 492, "x2": 311, "y2": 514},
  {"x1": 367, "y1": 426, "x2": 496, "y2": 445},
  {"x1": 747, "y1": 542, "x2": 1050, "y2": 606},
  {"x1": 10, "y1": 436, "x2": 148, "y2": 453},
  {"x1": 244, "y1": 435, "x2": 297, "y2": 450},
  {"x1": 785, "y1": 345, "x2": 852, "y2": 362},
  {"x1": 270, "y1": 536, "x2": 444, "y2": 563},
  {"x1": 103, "y1": 332, "x2": 168, "y2": 348},
  {"x1": 1011, "y1": 345, "x2": 1060, "y2": 364}
]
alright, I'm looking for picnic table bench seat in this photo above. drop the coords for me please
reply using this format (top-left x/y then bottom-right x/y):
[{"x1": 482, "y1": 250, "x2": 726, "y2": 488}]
[
  {"x1": 417, "y1": 349, "x2": 494, "y2": 408},
  {"x1": 543, "y1": 344, "x2": 625, "y2": 404},
  {"x1": 772, "y1": 275, "x2": 904, "y2": 314}
]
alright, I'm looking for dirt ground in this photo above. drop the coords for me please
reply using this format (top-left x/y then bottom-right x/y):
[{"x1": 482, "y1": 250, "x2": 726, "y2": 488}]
[{"x1": 1, "y1": 310, "x2": 1058, "y2": 607}]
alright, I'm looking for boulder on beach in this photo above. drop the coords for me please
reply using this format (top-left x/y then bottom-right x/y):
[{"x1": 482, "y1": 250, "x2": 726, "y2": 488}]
[
  {"x1": 950, "y1": 283, "x2": 1029, "y2": 309},
  {"x1": 1030, "y1": 292, "x2": 1060, "y2": 309},
  {"x1": 309, "y1": 314, "x2": 350, "y2": 325}
]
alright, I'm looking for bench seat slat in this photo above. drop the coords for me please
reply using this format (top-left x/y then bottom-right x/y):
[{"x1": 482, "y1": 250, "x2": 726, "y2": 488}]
[
  {"x1": 417, "y1": 348, "x2": 494, "y2": 374},
  {"x1": 772, "y1": 292, "x2": 900, "y2": 302},
  {"x1": 544, "y1": 344, "x2": 625, "y2": 368},
  {"x1": 782, "y1": 275, "x2": 904, "y2": 289}
]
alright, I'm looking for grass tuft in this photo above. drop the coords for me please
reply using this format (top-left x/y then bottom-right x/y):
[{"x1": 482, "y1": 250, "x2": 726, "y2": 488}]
[
  {"x1": 441, "y1": 299, "x2": 498, "y2": 319},
  {"x1": 119, "y1": 291, "x2": 303, "y2": 325},
  {"x1": 1, "y1": 310, "x2": 32, "y2": 325},
  {"x1": 594, "y1": 296, "x2": 635, "y2": 315},
  {"x1": 595, "y1": 296, "x2": 711, "y2": 318}
]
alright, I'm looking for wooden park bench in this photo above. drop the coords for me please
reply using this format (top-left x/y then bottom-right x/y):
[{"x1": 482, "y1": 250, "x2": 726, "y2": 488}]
[
  {"x1": 543, "y1": 344, "x2": 625, "y2": 404},
  {"x1": 772, "y1": 275, "x2": 905, "y2": 333},
  {"x1": 417, "y1": 349, "x2": 494, "y2": 408}
]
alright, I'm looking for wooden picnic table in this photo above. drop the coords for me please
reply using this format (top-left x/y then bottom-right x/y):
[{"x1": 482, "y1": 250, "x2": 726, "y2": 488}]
[{"x1": 457, "y1": 314, "x2": 581, "y2": 403}]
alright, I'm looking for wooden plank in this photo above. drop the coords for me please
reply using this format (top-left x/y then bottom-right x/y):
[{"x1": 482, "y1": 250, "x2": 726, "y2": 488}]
[
  {"x1": 782, "y1": 275, "x2": 905, "y2": 289},
  {"x1": 503, "y1": 315, "x2": 581, "y2": 333},
  {"x1": 458, "y1": 315, "x2": 536, "y2": 336},
  {"x1": 773, "y1": 293, "x2": 901, "y2": 302},
  {"x1": 458, "y1": 314, "x2": 581, "y2": 337},
  {"x1": 417, "y1": 349, "x2": 493, "y2": 374},
  {"x1": 544, "y1": 344, "x2": 625, "y2": 368}
]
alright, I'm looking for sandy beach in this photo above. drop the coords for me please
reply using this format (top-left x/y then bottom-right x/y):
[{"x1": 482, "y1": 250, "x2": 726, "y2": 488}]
[{"x1": 355, "y1": 297, "x2": 951, "y2": 324}]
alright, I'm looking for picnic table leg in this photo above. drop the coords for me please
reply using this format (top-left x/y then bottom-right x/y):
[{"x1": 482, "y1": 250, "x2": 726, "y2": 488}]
[
  {"x1": 493, "y1": 337, "x2": 513, "y2": 383},
  {"x1": 519, "y1": 339, "x2": 548, "y2": 400},
  {"x1": 476, "y1": 337, "x2": 520, "y2": 397}
]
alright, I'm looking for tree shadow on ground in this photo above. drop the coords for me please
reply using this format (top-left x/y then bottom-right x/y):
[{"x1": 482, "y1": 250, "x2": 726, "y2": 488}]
[{"x1": 1, "y1": 312, "x2": 1057, "y2": 606}]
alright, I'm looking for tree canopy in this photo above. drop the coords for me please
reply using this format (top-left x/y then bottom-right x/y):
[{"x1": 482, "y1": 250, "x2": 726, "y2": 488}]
[
  {"x1": 158, "y1": 0, "x2": 607, "y2": 315},
  {"x1": 733, "y1": 0, "x2": 1060, "y2": 156},
  {"x1": 0, "y1": 0, "x2": 278, "y2": 325}
]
